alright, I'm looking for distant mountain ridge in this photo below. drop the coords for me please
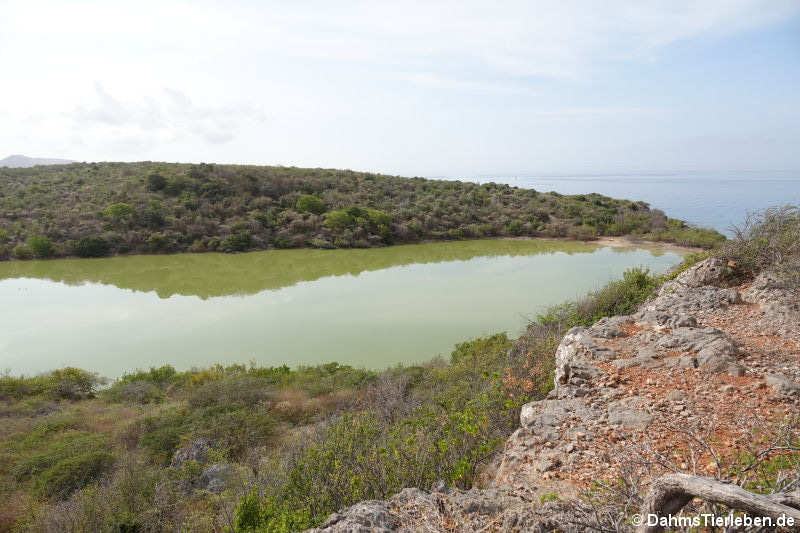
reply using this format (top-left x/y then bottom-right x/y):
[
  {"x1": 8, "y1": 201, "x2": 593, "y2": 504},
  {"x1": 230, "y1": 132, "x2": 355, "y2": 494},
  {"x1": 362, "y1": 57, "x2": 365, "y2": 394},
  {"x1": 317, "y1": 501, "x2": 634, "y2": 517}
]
[{"x1": 0, "y1": 154, "x2": 75, "y2": 168}]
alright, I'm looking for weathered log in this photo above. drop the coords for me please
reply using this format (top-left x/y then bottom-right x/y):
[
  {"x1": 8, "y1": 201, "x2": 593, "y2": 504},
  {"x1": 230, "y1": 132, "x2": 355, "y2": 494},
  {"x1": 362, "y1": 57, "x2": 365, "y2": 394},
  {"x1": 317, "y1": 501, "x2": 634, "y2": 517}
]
[
  {"x1": 638, "y1": 474, "x2": 800, "y2": 533},
  {"x1": 769, "y1": 491, "x2": 800, "y2": 511}
]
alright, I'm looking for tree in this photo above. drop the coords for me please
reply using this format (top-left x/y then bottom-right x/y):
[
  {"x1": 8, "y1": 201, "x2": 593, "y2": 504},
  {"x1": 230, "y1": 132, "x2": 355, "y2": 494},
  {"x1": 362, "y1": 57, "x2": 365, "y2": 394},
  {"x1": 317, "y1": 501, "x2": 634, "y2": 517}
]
[
  {"x1": 296, "y1": 194, "x2": 326, "y2": 214},
  {"x1": 27, "y1": 235, "x2": 55, "y2": 258},
  {"x1": 147, "y1": 173, "x2": 167, "y2": 191},
  {"x1": 13, "y1": 244, "x2": 33, "y2": 260},
  {"x1": 221, "y1": 231, "x2": 253, "y2": 252},
  {"x1": 324, "y1": 210, "x2": 355, "y2": 230},
  {"x1": 71, "y1": 236, "x2": 110, "y2": 258},
  {"x1": 104, "y1": 202, "x2": 133, "y2": 221}
]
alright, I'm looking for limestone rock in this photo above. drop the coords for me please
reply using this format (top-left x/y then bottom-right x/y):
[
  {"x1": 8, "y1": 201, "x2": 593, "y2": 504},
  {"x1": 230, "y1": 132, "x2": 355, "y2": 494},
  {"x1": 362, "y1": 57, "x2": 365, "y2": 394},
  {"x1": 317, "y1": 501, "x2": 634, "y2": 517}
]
[
  {"x1": 171, "y1": 437, "x2": 214, "y2": 468},
  {"x1": 766, "y1": 373, "x2": 800, "y2": 396},
  {"x1": 308, "y1": 500, "x2": 395, "y2": 533},
  {"x1": 198, "y1": 462, "x2": 234, "y2": 493},
  {"x1": 672, "y1": 257, "x2": 728, "y2": 287},
  {"x1": 554, "y1": 328, "x2": 614, "y2": 387},
  {"x1": 742, "y1": 271, "x2": 800, "y2": 326}
]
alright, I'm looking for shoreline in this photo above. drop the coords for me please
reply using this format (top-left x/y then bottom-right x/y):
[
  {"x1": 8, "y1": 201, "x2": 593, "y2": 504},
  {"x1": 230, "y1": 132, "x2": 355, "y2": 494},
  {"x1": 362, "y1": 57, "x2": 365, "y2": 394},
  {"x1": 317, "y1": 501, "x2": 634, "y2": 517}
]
[
  {"x1": 0, "y1": 235, "x2": 705, "y2": 264},
  {"x1": 500, "y1": 234, "x2": 704, "y2": 254}
]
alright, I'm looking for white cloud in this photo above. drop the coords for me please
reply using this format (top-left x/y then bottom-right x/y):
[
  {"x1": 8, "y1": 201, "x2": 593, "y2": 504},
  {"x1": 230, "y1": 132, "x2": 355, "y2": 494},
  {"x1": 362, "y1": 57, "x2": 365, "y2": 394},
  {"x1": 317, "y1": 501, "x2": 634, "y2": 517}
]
[
  {"x1": 68, "y1": 83, "x2": 266, "y2": 148},
  {"x1": 0, "y1": 0, "x2": 797, "y2": 172}
]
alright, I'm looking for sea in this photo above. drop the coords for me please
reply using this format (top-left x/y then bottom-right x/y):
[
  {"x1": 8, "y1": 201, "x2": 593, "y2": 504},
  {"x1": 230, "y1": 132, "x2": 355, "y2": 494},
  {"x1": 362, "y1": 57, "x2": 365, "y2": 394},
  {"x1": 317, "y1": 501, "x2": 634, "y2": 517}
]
[{"x1": 468, "y1": 172, "x2": 800, "y2": 236}]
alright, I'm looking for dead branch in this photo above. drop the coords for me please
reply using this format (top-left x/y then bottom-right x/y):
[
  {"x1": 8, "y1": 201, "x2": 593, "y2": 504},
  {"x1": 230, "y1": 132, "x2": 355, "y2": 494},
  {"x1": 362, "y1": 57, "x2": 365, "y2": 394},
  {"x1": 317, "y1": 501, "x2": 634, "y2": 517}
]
[{"x1": 637, "y1": 473, "x2": 800, "y2": 533}]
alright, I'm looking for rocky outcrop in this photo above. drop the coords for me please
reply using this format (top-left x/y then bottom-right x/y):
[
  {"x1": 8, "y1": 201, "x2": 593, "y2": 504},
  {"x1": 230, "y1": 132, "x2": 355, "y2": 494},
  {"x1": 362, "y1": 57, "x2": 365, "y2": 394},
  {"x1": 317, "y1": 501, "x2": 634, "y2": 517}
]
[
  {"x1": 308, "y1": 486, "x2": 588, "y2": 533},
  {"x1": 742, "y1": 271, "x2": 800, "y2": 331},
  {"x1": 171, "y1": 437, "x2": 214, "y2": 468},
  {"x1": 306, "y1": 259, "x2": 800, "y2": 532}
]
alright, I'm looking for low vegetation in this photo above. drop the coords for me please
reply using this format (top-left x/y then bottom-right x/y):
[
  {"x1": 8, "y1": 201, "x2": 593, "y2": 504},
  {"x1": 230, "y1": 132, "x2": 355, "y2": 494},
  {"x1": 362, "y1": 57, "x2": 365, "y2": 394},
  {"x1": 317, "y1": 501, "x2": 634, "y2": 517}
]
[
  {"x1": 0, "y1": 259, "x2": 680, "y2": 532},
  {"x1": 720, "y1": 204, "x2": 800, "y2": 286},
  {"x1": 0, "y1": 162, "x2": 724, "y2": 261}
]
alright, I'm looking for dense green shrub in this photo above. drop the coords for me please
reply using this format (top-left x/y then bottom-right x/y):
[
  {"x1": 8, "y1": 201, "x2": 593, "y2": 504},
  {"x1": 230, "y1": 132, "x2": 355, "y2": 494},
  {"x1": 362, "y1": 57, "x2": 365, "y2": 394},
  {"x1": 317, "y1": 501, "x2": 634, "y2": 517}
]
[
  {"x1": 0, "y1": 368, "x2": 104, "y2": 401},
  {"x1": 537, "y1": 267, "x2": 660, "y2": 329},
  {"x1": 27, "y1": 235, "x2": 55, "y2": 258},
  {"x1": 146, "y1": 232, "x2": 171, "y2": 252},
  {"x1": 36, "y1": 450, "x2": 115, "y2": 499},
  {"x1": 295, "y1": 194, "x2": 326, "y2": 214},
  {"x1": 324, "y1": 209, "x2": 355, "y2": 230},
  {"x1": 221, "y1": 231, "x2": 253, "y2": 252},
  {"x1": 146, "y1": 173, "x2": 167, "y2": 191},
  {"x1": 9, "y1": 426, "x2": 113, "y2": 500},
  {"x1": 104, "y1": 202, "x2": 133, "y2": 220},
  {"x1": 71, "y1": 236, "x2": 111, "y2": 257},
  {"x1": 13, "y1": 244, "x2": 34, "y2": 259}
]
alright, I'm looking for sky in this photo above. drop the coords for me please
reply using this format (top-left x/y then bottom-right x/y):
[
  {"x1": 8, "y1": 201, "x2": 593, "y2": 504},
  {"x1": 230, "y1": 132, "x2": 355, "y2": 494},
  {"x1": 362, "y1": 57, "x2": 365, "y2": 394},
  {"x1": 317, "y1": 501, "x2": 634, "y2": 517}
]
[{"x1": 1, "y1": 1, "x2": 799, "y2": 177}]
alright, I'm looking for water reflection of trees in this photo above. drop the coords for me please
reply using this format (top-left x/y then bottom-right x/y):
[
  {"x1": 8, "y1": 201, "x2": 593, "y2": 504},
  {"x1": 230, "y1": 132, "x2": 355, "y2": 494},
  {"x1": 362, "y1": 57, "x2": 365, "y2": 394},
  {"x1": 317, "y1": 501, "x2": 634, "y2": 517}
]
[{"x1": 0, "y1": 239, "x2": 670, "y2": 299}]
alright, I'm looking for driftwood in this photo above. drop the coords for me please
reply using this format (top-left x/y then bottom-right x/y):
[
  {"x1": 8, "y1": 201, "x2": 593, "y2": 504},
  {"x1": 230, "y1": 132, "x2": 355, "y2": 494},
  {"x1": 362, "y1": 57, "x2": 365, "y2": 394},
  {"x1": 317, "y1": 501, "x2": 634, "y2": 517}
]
[{"x1": 637, "y1": 473, "x2": 800, "y2": 533}]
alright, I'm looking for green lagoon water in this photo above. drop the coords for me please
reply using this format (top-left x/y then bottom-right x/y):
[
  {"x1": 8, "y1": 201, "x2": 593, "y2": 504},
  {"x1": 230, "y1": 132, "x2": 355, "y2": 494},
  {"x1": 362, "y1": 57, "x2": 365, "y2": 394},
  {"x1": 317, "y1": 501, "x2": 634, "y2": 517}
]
[{"x1": 0, "y1": 239, "x2": 684, "y2": 377}]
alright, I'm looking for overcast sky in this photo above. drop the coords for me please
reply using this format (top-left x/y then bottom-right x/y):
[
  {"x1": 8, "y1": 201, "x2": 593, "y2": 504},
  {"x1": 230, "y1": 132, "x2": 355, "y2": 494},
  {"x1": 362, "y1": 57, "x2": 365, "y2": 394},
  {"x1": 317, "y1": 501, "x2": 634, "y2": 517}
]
[{"x1": 1, "y1": 1, "x2": 799, "y2": 176}]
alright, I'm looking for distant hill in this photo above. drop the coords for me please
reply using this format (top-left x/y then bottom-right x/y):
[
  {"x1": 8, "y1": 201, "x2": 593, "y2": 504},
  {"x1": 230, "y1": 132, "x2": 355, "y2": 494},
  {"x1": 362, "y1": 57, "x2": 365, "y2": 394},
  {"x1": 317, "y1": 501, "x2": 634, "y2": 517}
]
[
  {"x1": 0, "y1": 155, "x2": 74, "y2": 168},
  {"x1": 0, "y1": 161, "x2": 726, "y2": 260}
]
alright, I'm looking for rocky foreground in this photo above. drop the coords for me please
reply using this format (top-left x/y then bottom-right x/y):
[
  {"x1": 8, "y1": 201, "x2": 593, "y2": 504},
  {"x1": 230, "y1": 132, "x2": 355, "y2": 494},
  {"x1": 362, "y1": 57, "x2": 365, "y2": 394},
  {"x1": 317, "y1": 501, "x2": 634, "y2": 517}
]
[{"x1": 308, "y1": 259, "x2": 800, "y2": 532}]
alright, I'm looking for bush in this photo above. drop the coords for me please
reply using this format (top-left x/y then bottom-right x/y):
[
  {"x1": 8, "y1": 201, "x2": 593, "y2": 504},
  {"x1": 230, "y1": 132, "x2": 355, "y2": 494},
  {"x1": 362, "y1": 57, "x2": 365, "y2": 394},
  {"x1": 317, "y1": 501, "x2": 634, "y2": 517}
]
[
  {"x1": 36, "y1": 451, "x2": 115, "y2": 499},
  {"x1": 296, "y1": 194, "x2": 326, "y2": 214},
  {"x1": 0, "y1": 244, "x2": 9, "y2": 261},
  {"x1": 146, "y1": 173, "x2": 167, "y2": 191},
  {"x1": 324, "y1": 210, "x2": 355, "y2": 230},
  {"x1": 104, "y1": 202, "x2": 133, "y2": 220},
  {"x1": 567, "y1": 224, "x2": 598, "y2": 241},
  {"x1": 13, "y1": 244, "x2": 34, "y2": 260},
  {"x1": 146, "y1": 232, "x2": 171, "y2": 253},
  {"x1": 721, "y1": 205, "x2": 800, "y2": 283},
  {"x1": 71, "y1": 236, "x2": 111, "y2": 258},
  {"x1": 237, "y1": 333, "x2": 518, "y2": 531},
  {"x1": 537, "y1": 267, "x2": 660, "y2": 329},
  {"x1": 221, "y1": 231, "x2": 253, "y2": 252},
  {"x1": 48, "y1": 367, "x2": 105, "y2": 400},
  {"x1": 27, "y1": 235, "x2": 55, "y2": 258}
]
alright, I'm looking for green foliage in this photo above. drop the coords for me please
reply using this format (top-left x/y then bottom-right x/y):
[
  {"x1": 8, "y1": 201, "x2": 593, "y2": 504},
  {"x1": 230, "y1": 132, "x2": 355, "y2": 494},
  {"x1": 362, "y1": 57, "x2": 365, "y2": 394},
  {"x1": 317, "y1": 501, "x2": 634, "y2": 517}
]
[
  {"x1": 0, "y1": 367, "x2": 104, "y2": 401},
  {"x1": 0, "y1": 228, "x2": 8, "y2": 243},
  {"x1": 36, "y1": 450, "x2": 115, "y2": 499},
  {"x1": 146, "y1": 173, "x2": 167, "y2": 191},
  {"x1": 221, "y1": 231, "x2": 253, "y2": 253},
  {"x1": 0, "y1": 162, "x2": 719, "y2": 259},
  {"x1": 643, "y1": 223, "x2": 725, "y2": 249},
  {"x1": 537, "y1": 267, "x2": 661, "y2": 329},
  {"x1": 237, "y1": 334, "x2": 517, "y2": 531},
  {"x1": 13, "y1": 244, "x2": 33, "y2": 259},
  {"x1": 666, "y1": 251, "x2": 712, "y2": 280},
  {"x1": 539, "y1": 492, "x2": 560, "y2": 504},
  {"x1": 324, "y1": 209, "x2": 355, "y2": 230},
  {"x1": 27, "y1": 235, "x2": 55, "y2": 258},
  {"x1": 71, "y1": 236, "x2": 111, "y2": 258},
  {"x1": 295, "y1": 194, "x2": 326, "y2": 214},
  {"x1": 104, "y1": 202, "x2": 133, "y2": 220},
  {"x1": 8, "y1": 426, "x2": 113, "y2": 500},
  {"x1": 567, "y1": 224, "x2": 598, "y2": 240},
  {"x1": 146, "y1": 232, "x2": 171, "y2": 253}
]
